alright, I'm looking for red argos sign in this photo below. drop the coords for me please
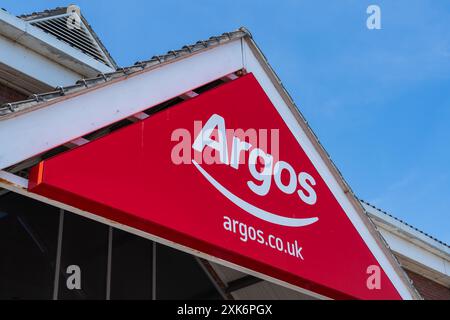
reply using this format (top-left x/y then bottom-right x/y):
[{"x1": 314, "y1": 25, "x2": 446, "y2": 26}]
[{"x1": 29, "y1": 73, "x2": 403, "y2": 299}]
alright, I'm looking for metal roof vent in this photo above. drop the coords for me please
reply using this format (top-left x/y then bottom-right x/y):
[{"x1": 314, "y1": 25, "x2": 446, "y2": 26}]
[{"x1": 26, "y1": 6, "x2": 115, "y2": 68}]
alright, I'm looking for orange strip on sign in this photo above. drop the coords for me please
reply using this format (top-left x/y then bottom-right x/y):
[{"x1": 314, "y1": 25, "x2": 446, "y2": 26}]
[{"x1": 36, "y1": 161, "x2": 44, "y2": 185}]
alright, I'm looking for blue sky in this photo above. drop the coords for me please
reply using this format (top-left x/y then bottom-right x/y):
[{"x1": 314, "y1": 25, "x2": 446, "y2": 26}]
[{"x1": 4, "y1": 1, "x2": 449, "y2": 243}]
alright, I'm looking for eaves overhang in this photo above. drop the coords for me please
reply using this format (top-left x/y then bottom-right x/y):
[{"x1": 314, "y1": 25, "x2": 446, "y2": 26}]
[{"x1": 0, "y1": 8, "x2": 115, "y2": 82}]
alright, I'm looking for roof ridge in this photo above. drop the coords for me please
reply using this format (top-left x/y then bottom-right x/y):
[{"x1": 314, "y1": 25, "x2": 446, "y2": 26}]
[
  {"x1": 360, "y1": 199, "x2": 449, "y2": 249},
  {"x1": 0, "y1": 28, "x2": 248, "y2": 117}
]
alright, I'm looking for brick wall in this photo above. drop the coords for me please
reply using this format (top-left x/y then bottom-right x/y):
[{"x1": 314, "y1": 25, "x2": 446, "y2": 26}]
[
  {"x1": 0, "y1": 84, "x2": 26, "y2": 105},
  {"x1": 405, "y1": 269, "x2": 450, "y2": 300}
]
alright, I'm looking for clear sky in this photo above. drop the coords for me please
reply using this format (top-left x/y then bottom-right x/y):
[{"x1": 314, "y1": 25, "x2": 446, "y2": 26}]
[{"x1": 3, "y1": 0, "x2": 449, "y2": 244}]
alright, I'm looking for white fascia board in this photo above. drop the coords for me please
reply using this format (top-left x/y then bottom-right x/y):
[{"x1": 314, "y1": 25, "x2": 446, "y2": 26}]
[
  {"x1": 0, "y1": 34, "x2": 81, "y2": 88},
  {"x1": 362, "y1": 203, "x2": 449, "y2": 282},
  {"x1": 0, "y1": 39, "x2": 243, "y2": 169},
  {"x1": 362, "y1": 202, "x2": 450, "y2": 258},
  {"x1": 377, "y1": 229, "x2": 450, "y2": 282},
  {"x1": 0, "y1": 9, "x2": 114, "y2": 79},
  {"x1": 241, "y1": 38, "x2": 419, "y2": 300}
]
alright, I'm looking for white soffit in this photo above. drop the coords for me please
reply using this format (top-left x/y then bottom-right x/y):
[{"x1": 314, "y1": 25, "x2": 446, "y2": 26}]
[
  {"x1": 209, "y1": 262, "x2": 318, "y2": 300},
  {"x1": 0, "y1": 34, "x2": 81, "y2": 89},
  {"x1": 0, "y1": 8, "x2": 114, "y2": 84},
  {"x1": 28, "y1": 13, "x2": 115, "y2": 69},
  {"x1": 362, "y1": 202, "x2": 450, "y2": 285},
  {"x1": 380, "y1": 230, "x2": 450, "y2": 286}
]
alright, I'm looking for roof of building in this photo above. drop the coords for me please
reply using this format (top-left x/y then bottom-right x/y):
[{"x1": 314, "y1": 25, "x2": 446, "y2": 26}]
[
  {"x1": 361, "y1": 199, "x2": 449, "y2": 250},
  {"x1": 16, "y1": 6, "x2": 68, "y2": 19},
  {"x1": 0, "y1": 28, "x2": 248, "y2": 117},
  {"x1": 17, "y1": 6, "x2": 118, "y2": 69}
]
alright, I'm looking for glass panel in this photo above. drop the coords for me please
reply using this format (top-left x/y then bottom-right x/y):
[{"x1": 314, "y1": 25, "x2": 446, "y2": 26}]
[
  {"x1": 0, "y1": 192, "x2": 224, "y2": 300},
  {"x1": 156, "y1": 244, "x2": 223, "y2": 300},
  {"x1": 57, "y1": 212, "x2": 108, "y2": 300},
  {"x1": 110, "y1": 228, "x2": 153, "y2": 300},
  {"x1": 0, "y1": 192, "x2": 59, "y2": 299}
]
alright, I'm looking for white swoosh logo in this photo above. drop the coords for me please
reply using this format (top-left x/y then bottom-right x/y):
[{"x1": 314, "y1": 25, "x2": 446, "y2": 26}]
[{"x1": 192, "y1": 160, "x2": 319, "y2": 227}]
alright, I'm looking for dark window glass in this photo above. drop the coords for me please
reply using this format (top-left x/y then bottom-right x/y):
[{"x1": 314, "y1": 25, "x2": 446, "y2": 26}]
[
  {"x1": 0, "y1": 192, "x2": 59, "y2": 299},
  {"x1": 110, "y1": 229, "x2": 152, "y2": 299},
  {"x1": 57, "y1": 212, "x2": 108, "y2": 300},
  {"x1": 0, "y1": 193, "x2": 225, "y2": 300},
  {"x1": 156, "y1": 244, "x2": 222, "y2": 300}
]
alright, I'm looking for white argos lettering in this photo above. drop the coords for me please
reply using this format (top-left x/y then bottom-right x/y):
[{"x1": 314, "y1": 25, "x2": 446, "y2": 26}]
[
  {"x1": 191, "y1": 114, "x2": 319, "y2": 227},
  {"x1": 192, "y1": 113, "x2": 229, "y2": 165},
  {"x1": 298, "y1": 172, "x2": 317, "y2": 205},
  {"x1": 247, "y1": 148, "x2": 273, "y2": 196}
]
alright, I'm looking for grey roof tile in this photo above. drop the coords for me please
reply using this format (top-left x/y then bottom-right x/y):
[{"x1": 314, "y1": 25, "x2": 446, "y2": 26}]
[{"x1": 361, "y1": 199, "x2": 449, "y2": 249}]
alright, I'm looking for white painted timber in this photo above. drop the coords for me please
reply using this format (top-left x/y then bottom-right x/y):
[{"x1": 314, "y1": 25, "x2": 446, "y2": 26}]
[
  {"x1": 0, "y1": 39, "x2": 243, "y2": 169},
  {"x1": 362, "y1": 202, "x2": 449, "y2": 286},
  {"x1": 64, "y1": 137, "x2": 90, "y2": 148},
  {"x1": 362, "y1": 202, "x2": 449, "y2": 258},
  {"x1": 0, "y1": 9, "x2": 115, "y2": 78},
  {"x1": 180, "y1": 90, "x2": 199, "y2": 100},
  {"x1": 221, "y1": 73, "x2": 239, "y2": 82},
  {"x1": 0, "y1": 170, "x2": 28, "y2": 188},
  {"x1": 0, "y1": 34, "x2": 81, "y2": 88},
  {"x1": 127, "y1": 112, "x2": 149, "y2": 122},
  {"x1": 379, "y1": 230, "x2": 449, "y2": 283}
]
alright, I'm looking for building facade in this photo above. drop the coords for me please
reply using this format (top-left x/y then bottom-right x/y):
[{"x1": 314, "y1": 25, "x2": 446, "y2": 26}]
[{"x1": 0, "y1": 6, "x2": 448, "y2": 300}]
